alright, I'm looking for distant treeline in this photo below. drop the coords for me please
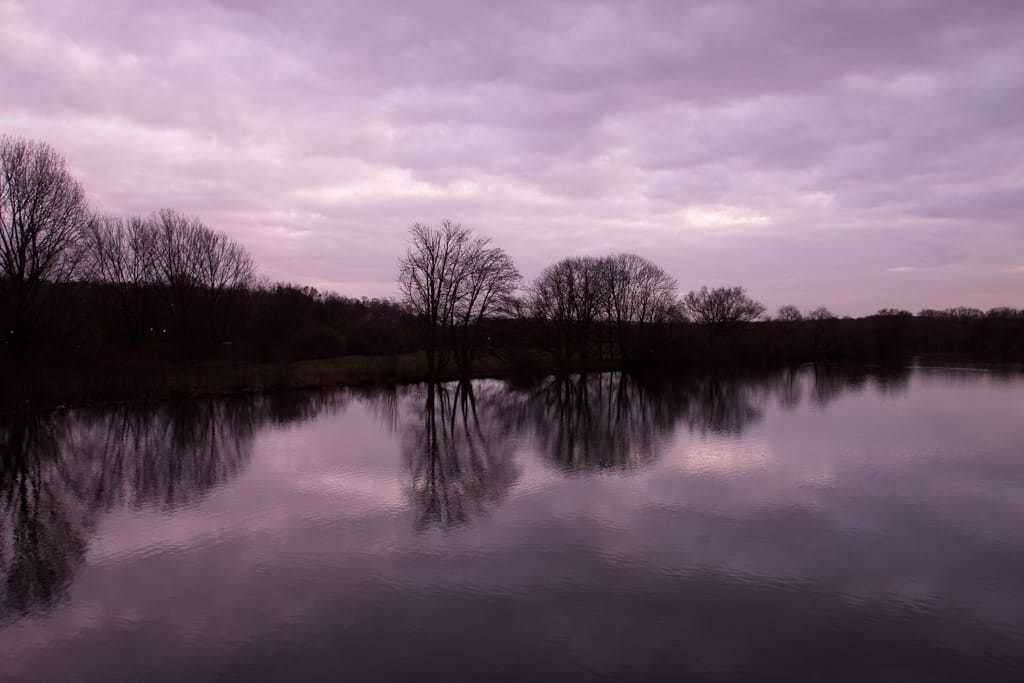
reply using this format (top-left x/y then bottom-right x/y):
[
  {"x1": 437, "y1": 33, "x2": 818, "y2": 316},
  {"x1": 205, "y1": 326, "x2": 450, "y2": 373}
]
[
  {"x1": 390, "y1": 220, "x2": 1023, "y2": 373},
  {"x1": 0, "y1": 135, "x2": 414, "y2": 363},
  {"x1": 2, "y1": 135, "x2": 1022, "y2": 387}
]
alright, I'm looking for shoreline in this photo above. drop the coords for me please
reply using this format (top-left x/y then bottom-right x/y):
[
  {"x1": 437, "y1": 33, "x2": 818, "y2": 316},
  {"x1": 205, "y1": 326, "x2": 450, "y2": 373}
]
[
  {"x1": 2, "y1": 351, "x2": 1021, "y2": 417},
  {"x1": 0, "y1": 352, "x2": 571, "y2": 415}
]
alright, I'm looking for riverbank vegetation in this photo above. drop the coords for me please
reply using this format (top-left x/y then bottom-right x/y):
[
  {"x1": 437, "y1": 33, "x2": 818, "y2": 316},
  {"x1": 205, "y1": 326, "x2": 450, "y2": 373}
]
[{"x1": 3, "y1": 135, "x2": 1023, "y2": 412}]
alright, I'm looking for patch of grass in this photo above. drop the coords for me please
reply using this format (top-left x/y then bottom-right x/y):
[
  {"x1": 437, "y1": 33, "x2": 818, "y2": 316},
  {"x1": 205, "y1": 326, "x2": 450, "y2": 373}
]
[
  {"x1": 1, "y1": 351, "x2": 522, "y2": 413},
  {"x1": 0, "y1": 345, "x2": 610, "y2": 414}
]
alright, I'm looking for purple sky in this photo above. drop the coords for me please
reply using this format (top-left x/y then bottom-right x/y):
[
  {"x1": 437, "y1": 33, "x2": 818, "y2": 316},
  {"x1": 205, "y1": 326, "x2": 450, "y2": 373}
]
[{"x1": 3, "y1": 0, "x2": 1022, "y2": 315}]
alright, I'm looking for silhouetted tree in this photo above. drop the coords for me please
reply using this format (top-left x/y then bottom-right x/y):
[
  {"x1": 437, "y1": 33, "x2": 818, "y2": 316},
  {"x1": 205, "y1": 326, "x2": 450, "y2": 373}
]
[
  {"x1": 398, "y1": 220, "x2": 519, "y2": 375},
  {"x1": 0, "y1": 136, "x2": 90, "y2": 353},
  {"x1": 777, "y1": 305, "x2": 803, "y2": 322},
  {"x1": 681, "y1": 286, "x2": 765, "y2": 337},
  {"x1": 84, "y1": 213, "x2": 159, "y2": 344},
  {"x1": 152, "y1": 208, "x2": 255, "y2": 350},
  {"x1": 986, "y1": 307, "x2": 1021, "y2": 320},
  {"x1": 946, "y1": 307, "x2": 984, "y2": 319},
  {"x1": 599, "y1": 253, "x2": 677, "y2": 362},
  {"x1": 870, "y1": 309, "x2": 914, "y2": 358},
  {"x1": 449, "y1": 239, "x2": 520, "y2": 374},
  {"x1": 153, "y1": 209, "x2": 206, "y2": 346},
  {"x1": 806, "y1": 306, "x2": 837, "y2": 356},
  {"x1": 398, "y1": 221, "x2": 471, "y2": 373},
  {"x1": 530, "y1": 256, "x2": 606, "y2": 362}
]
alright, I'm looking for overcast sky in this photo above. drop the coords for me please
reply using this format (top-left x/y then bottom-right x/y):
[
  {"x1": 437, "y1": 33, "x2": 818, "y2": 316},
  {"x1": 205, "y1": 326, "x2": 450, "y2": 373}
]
[{"x1": 2, "y1": 0, "x2": 1022, "y2": 314}]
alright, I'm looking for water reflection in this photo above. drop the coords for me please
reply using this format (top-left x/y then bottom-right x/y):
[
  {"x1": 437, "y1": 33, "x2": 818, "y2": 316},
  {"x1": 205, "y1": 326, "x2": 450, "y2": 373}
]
[
  {"x1": 0, "y1": 391, "x2": 344, "y2": 622},
  {"x1": 0, "y1": 417, "x2": 86, "y2": 622},
  {"x1": 488, "y1": 373, "x2": 683, "y2": 471},
  {"x1": 402, "y1": 382, "x2": 520, "y2": 531},
  {"x1": 678, "y1": 374, "x2": 766, "y2": 436},
  {"x1": 777, "y1": 366, "x2": 803, "y2": 409},
  {"x1": 811, "y1": 364, "x2": 912, "y2": 407},
  {"x1": 7, "y1": 364, "x2": 1018, "y2": 682},
  {"x1": 481, "y1": 367, "x2": 914, "y2": 474},
  {"x1": 0, "y1": 367, "x2": 913, "y2": 622},
  {"x1": 488, "y1": 371, "x2": 814, "y2": 472}
]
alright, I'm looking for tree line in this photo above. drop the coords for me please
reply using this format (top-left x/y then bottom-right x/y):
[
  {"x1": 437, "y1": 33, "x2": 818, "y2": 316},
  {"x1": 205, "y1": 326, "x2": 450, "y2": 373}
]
[
  {"x1": 396, "y1": 221, "x2": 1023, "y2": 373},
  {"x1": 3, "y1": 134, "x2": 1022, "y2": 376},
  {"x1": 1, "y1": 135, "x2": 410, "y2": 361}
]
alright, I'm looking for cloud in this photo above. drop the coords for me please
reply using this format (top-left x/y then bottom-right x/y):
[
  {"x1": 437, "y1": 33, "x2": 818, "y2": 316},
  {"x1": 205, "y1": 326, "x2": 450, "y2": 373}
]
[{"x1": 1, "y1": 0, "x2": 1022, "y2": 312}]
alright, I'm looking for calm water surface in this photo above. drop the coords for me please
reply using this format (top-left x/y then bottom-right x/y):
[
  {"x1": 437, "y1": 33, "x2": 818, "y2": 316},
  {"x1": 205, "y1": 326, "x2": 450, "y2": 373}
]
[{"x1": 2, "y1": 365, "x2": 1024, "y2": 681}]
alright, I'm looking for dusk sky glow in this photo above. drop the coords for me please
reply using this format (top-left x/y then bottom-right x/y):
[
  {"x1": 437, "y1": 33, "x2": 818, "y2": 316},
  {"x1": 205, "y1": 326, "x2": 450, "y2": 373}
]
[{"x1": 3, "y1": 0, "x2": 1022, "y2": 314}]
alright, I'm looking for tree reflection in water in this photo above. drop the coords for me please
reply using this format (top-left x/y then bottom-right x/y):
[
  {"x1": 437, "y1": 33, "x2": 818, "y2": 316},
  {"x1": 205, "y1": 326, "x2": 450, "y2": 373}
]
[
  {"x1": 485, "y1": 367, "x2": 912, "y2": 472},
  {"x1": 0, "y1": 390, "x2": 343, "y2": 622},
  {"x1": 0, "y1": 417, "x2": 84, "y2": 622},
  {"x1": 811, "y1": 364, "x2": 911, "y2": 407},
  {"x1": 402, "y1": 381, "x2": 521, "y2": 531},
  {"x1": 777, "y1": 366, "x2": 804, "y2": 410},
  {"x1": 679, "y1": 374, "x2": 765, "y2": 437},
  {"x1": 489, "y1": 373, "x2": 764, "y2": 472},
  {"x1": 0, "y1": 368, "x2": 912, "y2": 619},
  {"x1": 495, "y1": 373, "x2": 681, "y2": 471}
]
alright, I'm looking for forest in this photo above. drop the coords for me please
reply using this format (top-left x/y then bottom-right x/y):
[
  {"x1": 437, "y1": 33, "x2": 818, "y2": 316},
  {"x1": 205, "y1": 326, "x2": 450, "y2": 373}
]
[{"x1": 2, "y1": 135, "x2": 1022, "y2": 411}]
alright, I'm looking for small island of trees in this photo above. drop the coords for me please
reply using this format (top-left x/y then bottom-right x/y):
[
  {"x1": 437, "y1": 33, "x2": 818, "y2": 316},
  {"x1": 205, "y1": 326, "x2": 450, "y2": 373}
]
[{"x1": 2, "y1": 135, "x2": 1022, "y2": 411}]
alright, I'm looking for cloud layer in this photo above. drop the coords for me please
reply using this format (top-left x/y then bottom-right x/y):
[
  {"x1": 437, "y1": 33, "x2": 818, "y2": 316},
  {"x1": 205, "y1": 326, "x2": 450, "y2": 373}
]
[{"x1": 2, "y1": 0, "x2": 1022, "y2": 313}]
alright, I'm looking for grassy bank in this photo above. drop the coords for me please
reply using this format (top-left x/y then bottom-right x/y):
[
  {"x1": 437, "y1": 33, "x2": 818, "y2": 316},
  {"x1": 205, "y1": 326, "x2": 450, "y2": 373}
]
[
  {"x1": 0, "y1": 351, "x2": 576, "y2": 414},
  {"x1": 5, "y1": 319, "x2": 1021, "y2": 414}
]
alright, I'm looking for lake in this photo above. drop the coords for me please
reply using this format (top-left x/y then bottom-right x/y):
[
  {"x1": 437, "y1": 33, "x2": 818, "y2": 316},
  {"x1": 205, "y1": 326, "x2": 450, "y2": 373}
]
[{"x1": 2, "y1": 364, "x2": 1024, "y2": 681}]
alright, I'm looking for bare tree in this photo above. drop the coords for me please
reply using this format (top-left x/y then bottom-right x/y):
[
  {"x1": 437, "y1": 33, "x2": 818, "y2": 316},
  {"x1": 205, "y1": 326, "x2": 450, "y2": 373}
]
[
  {"x1": 449, "y1": 242, "x2": 520, "y2": 373},
  {"x1": 875, "y1": 308, "x2": 912, "y2": 318},
  {"x1": 681, "y1": 286, "x2": 765, "y2": 336},
  {"x1": 808, "y1": 306, "x2": 837, "y2": 354},
  {"x1": 986, "y1": 307, "x2": 1021, "y2": 320},
  {"x1": 599, "y1": 253, "x2": 677, "y2": 362},
  {"x1": 0, "y1": 136, "x2": 90, "y2": 352},
  {"x1": 530, "y1": 256, "x2": 606, "y2": 362},
  {"x1": 776, "y1": 304, "x2": 803, "y2": 322},
  {"x1": 85, "y1": 213, "x2": 159, "y2": 344},
  {"x1": 398, "y1": 220, "x2": 519, "y2": 375},
  {"x1": 192, "y1": 223, "x2": 256, "y2": 300},
  {"x1": 191, "y1": 220, "x2": 256, "y2": 344},
  {"x1": 152, "y1": 208, "x2": 255, "y2": 348},
  {"x1": 155, "y1": 208, "x2": 204, "y2": 347},
  {"x1": 87, "y1": 214, "x2": 157, "y2": 286},
  {"x1": 398, "y1": 220, "x2": 473, "y2": 373},
  {"x1": 154, "y1": 208, "x2": 205, "y2": 293}
]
